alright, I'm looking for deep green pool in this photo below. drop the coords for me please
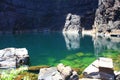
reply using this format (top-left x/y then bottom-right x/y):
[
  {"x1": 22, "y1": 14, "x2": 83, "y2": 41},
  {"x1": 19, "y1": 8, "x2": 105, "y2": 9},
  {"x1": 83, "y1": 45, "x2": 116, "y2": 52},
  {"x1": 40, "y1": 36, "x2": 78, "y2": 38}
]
[{"x1": 0, "y1": 32, "x2": 120, "y2": 69}]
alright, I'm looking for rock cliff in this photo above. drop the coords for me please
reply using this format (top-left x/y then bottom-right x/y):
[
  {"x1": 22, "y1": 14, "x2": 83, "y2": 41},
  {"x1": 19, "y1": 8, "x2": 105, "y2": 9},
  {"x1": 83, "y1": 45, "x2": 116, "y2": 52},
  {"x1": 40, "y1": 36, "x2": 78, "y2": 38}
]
[
  {"x1": 63, "y1": 13, "x2": 81, "y2": 33},
  {"x1": 93, "y1": 0, "x2": 120, "y2": 34},
  {"x1": 0, "y1": 0, "x2": 98, "y2": 33}
]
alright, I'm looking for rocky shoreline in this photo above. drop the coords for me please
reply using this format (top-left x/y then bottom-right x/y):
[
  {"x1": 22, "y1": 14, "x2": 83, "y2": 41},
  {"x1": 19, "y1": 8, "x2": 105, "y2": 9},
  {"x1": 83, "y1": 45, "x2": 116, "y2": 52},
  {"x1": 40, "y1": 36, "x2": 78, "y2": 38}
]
[{"x1": 0, "y1": 48, "x2": 120, "y2": 80}]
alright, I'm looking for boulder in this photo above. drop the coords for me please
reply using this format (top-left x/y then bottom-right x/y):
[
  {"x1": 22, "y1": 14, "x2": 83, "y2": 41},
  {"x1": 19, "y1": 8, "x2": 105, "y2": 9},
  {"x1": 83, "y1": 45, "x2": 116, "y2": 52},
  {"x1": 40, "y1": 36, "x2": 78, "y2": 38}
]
[
  {"x1": 38, "y1": 63, "x2": 79, "y2": 80},
  {"x1": 83, "y1": 57, "x2": 115, "y2": 80},
  {"x1": 57, "y1": 63, "x2": 65, "y2": 73},
  {"x1": 63, "y1": 13, "x2": 82, "y2": 33},
  {"x1": 38, "y1": 67, "x2": 63, "y2": 80},
  {"x1": 115, "y1": 71, "x2": 120, "y2": 80},
  {"x1": 0, "y1": 48, "x2": 29, "y2": 68}
]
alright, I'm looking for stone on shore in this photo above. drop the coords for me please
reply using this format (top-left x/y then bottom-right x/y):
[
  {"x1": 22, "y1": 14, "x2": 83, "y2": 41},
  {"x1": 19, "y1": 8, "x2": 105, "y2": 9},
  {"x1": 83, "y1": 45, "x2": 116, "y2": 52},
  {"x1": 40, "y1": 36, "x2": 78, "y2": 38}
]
[
  {"x1": 83, "y1": 57, "x2": 115, "y2": 80},
  {"x1": 38, "y1": 63, "x2": 79, "y2": 80},
  {"x1": 63, "y1": 13, "x2": 82, "y2": 34},
  {"x1": 0, "y1": 48, "x2": 29, "y2": 69},
  {"x1": 38, "y1": 67, "x2": 63, "y2": 80}
]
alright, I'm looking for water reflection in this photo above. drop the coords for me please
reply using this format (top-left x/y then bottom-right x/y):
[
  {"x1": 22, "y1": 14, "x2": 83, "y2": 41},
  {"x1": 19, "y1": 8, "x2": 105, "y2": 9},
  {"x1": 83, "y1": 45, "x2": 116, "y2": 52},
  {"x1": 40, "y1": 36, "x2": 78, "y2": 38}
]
[
  {"x1": 93, "y1": 36, "x2": 120, "y2": 56},
  {"x1": 0, "y1": 32, "x2": 120, "y2": 67},
  {"x1": 63, "y1": 33, "x2": 81, "y2": 50},
  {"x1": 62, "y1": 32, "x2": 120, "y2": 56}
]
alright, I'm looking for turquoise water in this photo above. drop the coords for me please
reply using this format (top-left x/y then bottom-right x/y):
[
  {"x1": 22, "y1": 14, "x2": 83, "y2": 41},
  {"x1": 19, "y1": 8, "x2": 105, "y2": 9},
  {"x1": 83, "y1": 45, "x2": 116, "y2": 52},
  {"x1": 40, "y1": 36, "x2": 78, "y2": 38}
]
[{"x1": 0, "y1": 32, "x2": 120, "y2": 68}]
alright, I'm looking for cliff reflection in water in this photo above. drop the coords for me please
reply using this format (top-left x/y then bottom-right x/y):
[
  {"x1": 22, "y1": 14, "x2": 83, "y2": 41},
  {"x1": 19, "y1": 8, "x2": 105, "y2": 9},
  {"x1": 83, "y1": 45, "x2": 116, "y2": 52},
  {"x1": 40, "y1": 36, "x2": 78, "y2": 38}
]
[
  {"x1": 63, "y1": 33, "x2": 81, "y2": 50},
  {"x1": 63, "y1": 32, "x2": 120, "y2": 55},
  {"x1": 0, "y1": 32, "x2": 120, "y2": 66},
  {"x1": 93, "y1": 36, "x2": 120, "y2": 55}
]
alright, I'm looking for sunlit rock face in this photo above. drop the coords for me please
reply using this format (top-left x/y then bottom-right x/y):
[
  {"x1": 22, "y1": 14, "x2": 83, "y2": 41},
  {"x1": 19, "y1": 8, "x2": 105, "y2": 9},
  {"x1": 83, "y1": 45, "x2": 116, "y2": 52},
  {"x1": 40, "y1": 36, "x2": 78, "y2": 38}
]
[
  {"x1": 0, "y1": 0, "x2": 98, "y2": 33},
  {"x1": 0, "y1": 48, "x2": 29, "y2": 68},
  {"x1": 93, "y1": 0, "x2": 120, "y2": 33},
  {"x1": 63, "y1": 13, "x2": 82, "y2": 33},
  {"x1": 63, "y1": 33, "x2": 81, "y2": 50},
  {"x1": 93, "y1": 36, "x2": 120, "y2": 55}
]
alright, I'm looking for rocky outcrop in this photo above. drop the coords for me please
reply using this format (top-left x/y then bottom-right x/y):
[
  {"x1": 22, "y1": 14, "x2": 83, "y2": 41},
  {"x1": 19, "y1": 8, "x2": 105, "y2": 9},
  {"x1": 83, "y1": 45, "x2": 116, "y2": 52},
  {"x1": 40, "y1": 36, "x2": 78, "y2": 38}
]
[
  {"x1": 0, "y1": 0, "x2": 98, "y2": 33},
  {"x1": 38, "y1": 63, "x2": 79, "y2": 80},
  {"x1": 93, "y1": 0, "x2": 120, "y2": 34},
  {"x1": 2, "y1": 0, "x2": 119, "y2": 34},
  {"x1": 0, "y1": 48, "x2": 29, "y2": 68},
  {"x1": 63, "y1": 13, "x2": 82, "y2": 33}
]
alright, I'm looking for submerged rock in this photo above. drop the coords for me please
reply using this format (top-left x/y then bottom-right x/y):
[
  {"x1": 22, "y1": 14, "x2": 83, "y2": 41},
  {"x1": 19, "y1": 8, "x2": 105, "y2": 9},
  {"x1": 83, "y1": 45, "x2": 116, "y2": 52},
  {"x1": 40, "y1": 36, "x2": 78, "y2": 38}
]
[
  {"x1": 0, "y1": 48, "x2": 29, "y2": 68},
  {"x1": 38, "y1": 63, "x2": 79, "y2": 80}
]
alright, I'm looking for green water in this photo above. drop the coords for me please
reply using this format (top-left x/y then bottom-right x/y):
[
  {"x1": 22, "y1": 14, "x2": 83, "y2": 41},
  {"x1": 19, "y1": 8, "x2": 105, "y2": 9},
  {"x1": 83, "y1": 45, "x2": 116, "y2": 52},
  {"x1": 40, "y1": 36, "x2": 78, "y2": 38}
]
[{"x1": 0, "y1": 32, "x2": 120, "y2": 69}]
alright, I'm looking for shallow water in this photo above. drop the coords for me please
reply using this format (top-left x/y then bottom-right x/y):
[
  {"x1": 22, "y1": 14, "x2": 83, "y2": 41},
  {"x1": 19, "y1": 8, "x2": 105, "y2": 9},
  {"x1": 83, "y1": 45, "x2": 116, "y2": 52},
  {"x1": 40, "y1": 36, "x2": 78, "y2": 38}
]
[{"x1": 0, "y1": 32, "x2": 120, "y2": 69}]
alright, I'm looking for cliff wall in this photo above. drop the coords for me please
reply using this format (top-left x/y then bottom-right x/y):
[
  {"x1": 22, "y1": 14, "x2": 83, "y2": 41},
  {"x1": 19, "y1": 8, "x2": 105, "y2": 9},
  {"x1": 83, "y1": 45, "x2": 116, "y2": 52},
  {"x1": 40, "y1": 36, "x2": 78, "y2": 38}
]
[
  {"x1": 0, "y1": 0, "x2": 98, "y2": 33},
  {"x1": 93, "y1": 0, "x2": 120, "y2": 33}
]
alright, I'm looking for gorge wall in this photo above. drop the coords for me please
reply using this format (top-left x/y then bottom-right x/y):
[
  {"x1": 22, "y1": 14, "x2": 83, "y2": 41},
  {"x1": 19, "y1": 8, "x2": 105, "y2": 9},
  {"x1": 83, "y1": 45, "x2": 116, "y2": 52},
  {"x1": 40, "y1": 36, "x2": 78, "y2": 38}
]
[
  {"x1": 0, "y1": 0, "x2": 98, "y2": 33},
  {"x1": 93, "y1": 0, "x2": 120, "y2": 33}
]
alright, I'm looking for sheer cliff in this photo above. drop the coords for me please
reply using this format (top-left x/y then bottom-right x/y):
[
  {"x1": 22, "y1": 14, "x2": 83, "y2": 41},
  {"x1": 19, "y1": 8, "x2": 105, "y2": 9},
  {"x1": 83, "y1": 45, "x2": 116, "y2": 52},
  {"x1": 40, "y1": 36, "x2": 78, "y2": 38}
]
[
  {"x1": 0, "y1": 0, "x2": 98, "y2": 33},
  {"x1": 93, "y1": 0, "x2": 120, "y2": 34}
]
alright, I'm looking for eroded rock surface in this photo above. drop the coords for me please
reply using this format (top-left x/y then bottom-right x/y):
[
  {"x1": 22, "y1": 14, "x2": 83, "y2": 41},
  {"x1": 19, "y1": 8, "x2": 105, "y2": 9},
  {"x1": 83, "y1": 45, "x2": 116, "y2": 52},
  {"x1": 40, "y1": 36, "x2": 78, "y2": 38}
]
[
  {"x1": 0, "y1": 48, "x2": 29, "y2": 68},
  {"x1": 38, "y1": 63, "x2": 79, "y2": 80},
  {"x1": 93, "y1": 0, "x2": 120, "y2": 34},
  {"x1": 83, "y1": 57, "x2": 115, "y2": 80},
  {"x1": 63, "y1": 13, "x2": 82, "y2": 33}
]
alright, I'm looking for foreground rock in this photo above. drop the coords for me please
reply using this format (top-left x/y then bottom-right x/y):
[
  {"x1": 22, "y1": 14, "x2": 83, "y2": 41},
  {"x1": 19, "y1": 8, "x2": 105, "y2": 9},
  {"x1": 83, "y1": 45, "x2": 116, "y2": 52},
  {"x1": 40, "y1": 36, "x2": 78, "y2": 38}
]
[
  {"x1": 63, "y1": 13, "x2": 82, "y2": 34},
  {"x1": 38, "y1": 63, "x2": 79, "y2": 80},
  {"x1": 0, "y1": 48, "x2": 29, "y2": 68},
  {"x1": 79, "y1": 78, "x2": 100, "y2": 80},
  {"x1": 83, "y1": 57, "x2": 115, "y2": 80}
]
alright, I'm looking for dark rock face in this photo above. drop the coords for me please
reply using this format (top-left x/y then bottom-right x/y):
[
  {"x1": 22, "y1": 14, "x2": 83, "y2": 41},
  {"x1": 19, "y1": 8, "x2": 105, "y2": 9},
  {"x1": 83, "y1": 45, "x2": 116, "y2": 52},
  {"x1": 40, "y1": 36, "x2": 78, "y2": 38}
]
[
  {"x1": 0, "y1": 0, "x2": 98, "y2": 33},
  {"x1": 93, "y1": 0, "x2": 120, "y2": 33},
  {"x1": 116, "y1": 74, "x2": 120, "y2": 80},
  {"x1": 83, "y1": 57, "x2": 115, "y2": 80}
]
